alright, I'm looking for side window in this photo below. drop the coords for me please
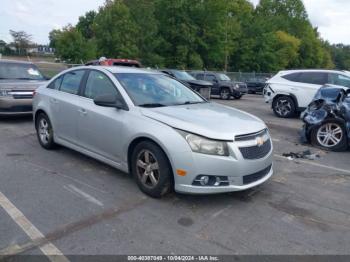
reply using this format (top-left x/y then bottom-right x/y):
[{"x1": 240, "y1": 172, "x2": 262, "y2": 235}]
[
  {"x1": 204, "y1": 75, "x2": 216, "y2": 82},
  {"x1": 84, "y1": 71, "x2": 117, "y2": 99},
  {"x1": 60, "y1": 70, "x2": 85, "y2": 95},
  {"x1": 47, "y1": 76, "x2": 62, "y2": 90},
  {"x1": 196, "y1": 74, "x2": 204, "y2": 80},
  {"x1": 281, "y1": 73, "x2": 300, "y2": 82},
  {"x1": 298, "y1": 72, "x2": 328, "y2": 85},
  {"x1": 328, "y1": 74, "x2": 350, "y2": 88}
]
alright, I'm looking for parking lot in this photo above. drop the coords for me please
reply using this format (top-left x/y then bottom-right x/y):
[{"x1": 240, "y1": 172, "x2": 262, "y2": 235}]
[{"x1": 0, "y1": 94, "x2": 350, "y2": 257}]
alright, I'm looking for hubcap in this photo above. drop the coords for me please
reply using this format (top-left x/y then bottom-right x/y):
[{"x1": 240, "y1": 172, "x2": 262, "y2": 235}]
[
  {"x1": 221, "y1": 90, "x2": 229, "y2": 99},
  {"x1": 317, "y1": 123, "x2": 343, "y2": 148},
  {"x1": 275, "y1": 99, "x2": 292, "y2": 116},
  {"x1": 136, "y1": 150, "x2": 160, "y2": 189},
  {"x1": 38, "y1": 118, "x2": 50, "y2": 144}
]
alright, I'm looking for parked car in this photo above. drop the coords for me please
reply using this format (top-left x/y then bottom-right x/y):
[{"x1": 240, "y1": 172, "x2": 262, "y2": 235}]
[
  {"x1": 160, "y1": 69, "x2": 212, "y2": 99},
  {"x1": 86, "y1": 58, "x2": 142, "y2": 68},
  {"x1": 191, "y1": 71, "x2": 247, "y2": 100},
  {"x1": 0, "y1": 60, "x2": 47, "y2": 116},
  {"x1": 246, "y1": 79, "x2": 267, "y2": 94},
  {"x1": 33, "y1": 66, "x2": 273, "y2": 197},
  {"x1": 264, "y1": 69, "x2": 350, "y2": 118},
  {"x1": 301, "y1": 85, "x2": 350, "y2": 151}
]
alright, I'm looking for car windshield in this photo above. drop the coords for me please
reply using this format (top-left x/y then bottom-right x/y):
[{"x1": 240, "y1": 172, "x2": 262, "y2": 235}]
[
  {"x1": 217, "y1": 74, "x2": 231, "y2": 81},
  {"x1": 172, "y1": 70, "x2": 196, "y2": 81},
  {"x1": 0, "y1": 62, "x2": 45, "y2": 80},
  {"x1": 115, "y1": 73, "x2": 205, "y2": 107}
]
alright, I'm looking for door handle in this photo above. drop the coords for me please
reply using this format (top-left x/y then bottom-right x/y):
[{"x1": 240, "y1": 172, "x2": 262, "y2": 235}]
[{"x1": 78, "y1": 109, "x2": 87, "y2": 115}]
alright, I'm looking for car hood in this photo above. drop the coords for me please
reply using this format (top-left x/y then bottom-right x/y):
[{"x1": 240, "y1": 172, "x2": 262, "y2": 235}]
[
  {"x1": 0, "y1": 79, "x2": 47, "y2": 90},
  {"x1": 140, "y1": 102, "x2": 266, "y2": 140},
  {"x1": 185, "y1": 79, "x2": 213, "y2": 87}
]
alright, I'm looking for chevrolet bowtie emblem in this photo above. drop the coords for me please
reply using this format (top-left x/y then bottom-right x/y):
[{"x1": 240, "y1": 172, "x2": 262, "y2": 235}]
[{"x1": 256, "y1": 137, "x2": 265, "y2": 147}]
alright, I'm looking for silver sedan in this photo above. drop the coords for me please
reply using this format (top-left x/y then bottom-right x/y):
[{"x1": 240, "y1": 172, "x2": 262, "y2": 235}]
[{"x1": 33, "y1": 66, "x2": 273, "y2": 197}]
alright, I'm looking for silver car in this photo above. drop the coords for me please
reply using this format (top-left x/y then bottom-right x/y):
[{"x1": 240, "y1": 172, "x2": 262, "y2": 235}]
[
  {"x1": 0, "y1": 60, "x2": 47, "y2": 115},
  {"x1": 33, "y1": 66, "x2": 273, "y2": 197}
]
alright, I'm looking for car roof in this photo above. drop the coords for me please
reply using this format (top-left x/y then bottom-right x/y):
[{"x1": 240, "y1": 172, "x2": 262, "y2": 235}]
[
  {"x1": 72, "y1": 65, "x2": 161, "y2": 74},
  {"x1": 279, "y1": 69, "x2": 350, "y2": 74},
  {"x1": 0, "y1": 59, "x2": 35, "y2": 65}
]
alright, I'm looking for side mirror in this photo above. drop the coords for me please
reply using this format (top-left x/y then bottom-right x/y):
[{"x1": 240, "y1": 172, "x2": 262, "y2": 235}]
[{"x1": 94, "y1": 94, "x2": 128, "y2": 110}]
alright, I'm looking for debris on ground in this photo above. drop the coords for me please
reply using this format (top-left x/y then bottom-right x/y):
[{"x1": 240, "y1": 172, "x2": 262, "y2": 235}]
[{"x1": 282, "y1": 150, "x2": 321, "y2": 160}]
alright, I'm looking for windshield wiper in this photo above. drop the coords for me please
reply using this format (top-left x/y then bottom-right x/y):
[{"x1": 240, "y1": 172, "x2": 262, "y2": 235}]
[
  {"x1": 176, "y1": 101, "x2": 207, "y2": 105},
  {"x1": 139, "y1": 103, "x2": 167, "y2": 108}
]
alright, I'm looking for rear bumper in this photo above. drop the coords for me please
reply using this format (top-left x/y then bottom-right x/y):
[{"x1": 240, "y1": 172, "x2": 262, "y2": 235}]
[{"x1": 0, "y1": 97, "x2": 33, "y2": 115}]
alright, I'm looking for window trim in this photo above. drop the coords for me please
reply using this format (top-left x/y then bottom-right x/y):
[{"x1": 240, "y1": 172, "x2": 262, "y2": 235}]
[
  {"x1": 82, "y1": 69, "x2": 120, "y2": 100},
  {"x1": 58, "y1": 69, "x2": 87, "y2": 96},
  {"x1": 81, "y1": 69, "x2": 129, "y2": 110}
]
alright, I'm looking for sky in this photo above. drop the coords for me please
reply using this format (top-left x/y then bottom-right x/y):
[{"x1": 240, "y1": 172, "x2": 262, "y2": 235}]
[{"x1": 0, "y1": 0, "x2": 349, "y2": 45}]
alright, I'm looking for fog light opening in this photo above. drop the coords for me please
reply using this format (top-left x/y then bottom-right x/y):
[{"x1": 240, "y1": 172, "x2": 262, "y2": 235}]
[{"x1": 199, "y1": 175, "x2": 209, "y2": 186}]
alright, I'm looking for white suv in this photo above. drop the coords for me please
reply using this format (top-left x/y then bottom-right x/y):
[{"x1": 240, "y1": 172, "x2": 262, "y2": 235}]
[{"x1": 264, "y1": 69, "x2": 350, "y2": 118}]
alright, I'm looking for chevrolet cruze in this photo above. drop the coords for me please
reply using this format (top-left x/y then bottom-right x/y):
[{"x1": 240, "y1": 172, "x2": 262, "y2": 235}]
[{"x1": 33, "y1": 66, "x2": 273, "y2": 197}]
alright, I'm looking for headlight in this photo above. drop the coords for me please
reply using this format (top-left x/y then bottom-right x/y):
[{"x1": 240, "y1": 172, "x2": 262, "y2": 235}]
[
  {"x1": 0, "y1": 89, "x2": 11, "y2": 97},
  {"x1": 177, "y1": 130, "x2": 229, "y2": 156},
  {"x1": 234, "y1": 84, "x2": 239, "y2": 90}
]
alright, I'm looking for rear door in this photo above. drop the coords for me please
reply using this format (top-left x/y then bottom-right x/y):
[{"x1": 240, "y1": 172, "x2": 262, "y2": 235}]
[
  {"x1": 297, "y1": 72, "x2": 328, "y2": 107},
  {"x1": 54, "y1": 70, "x2": 86, "y2": 144},
  {"x1": 282, "y1": 72, "x2": 328, "y2": 108},
  {"x1": 204, "y1": 74, "x2": 219, "y2": 94},
  {"x1": 77, "y1": 70, "x2": 126, "y2": 163}
]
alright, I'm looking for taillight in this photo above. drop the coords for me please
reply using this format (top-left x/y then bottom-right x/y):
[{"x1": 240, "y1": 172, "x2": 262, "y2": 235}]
[{"x1": 33, "y1": 90, "x2": 37, "y2": 97}]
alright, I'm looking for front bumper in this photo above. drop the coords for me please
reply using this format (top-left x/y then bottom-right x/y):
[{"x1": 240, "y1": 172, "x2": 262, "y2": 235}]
[
  {"x1": 0, "y1": 97, "x2": 33, "y2": 115},
  {"x1": 172, "y1": 139, "x2": 274, "y2": 194}
]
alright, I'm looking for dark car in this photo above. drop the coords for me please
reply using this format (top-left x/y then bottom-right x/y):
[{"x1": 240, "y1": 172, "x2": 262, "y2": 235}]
[
  {"x1": 301, "y1": 85, "x2": 350, "y2": 151},
  {"x1": 0, "y1": 60, "x2": 47, "y2": 115},
  {"x1": 191, "y1": 71, "x2": 247, "y2": 100},
  {"x1": 86, "y1": 58, "x2": 142, "y2": 68},
  {"x1": 160, "y1": 69, "x2": 212, "y2": 99},
  {"x1": 246, "y1": 79, "x2": 267, "y2": 94}
]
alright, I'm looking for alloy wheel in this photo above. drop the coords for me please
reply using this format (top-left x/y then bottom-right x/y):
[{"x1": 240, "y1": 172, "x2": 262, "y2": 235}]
[
  {"x1": 275, "y1": 99, "x2": 292, "y2": 117},
  {"x1": 317, "y1": 123, "x2": 343, "y2": 148},
  {"x1": 136, "y1": 150, "x2": 160, "y2": 189},
  {"x1": 38, "y1": 118, "x2": 50, "y2": 145},
  {"x1": 220, "y1": 89, "x2": 230, "y2": 99}
]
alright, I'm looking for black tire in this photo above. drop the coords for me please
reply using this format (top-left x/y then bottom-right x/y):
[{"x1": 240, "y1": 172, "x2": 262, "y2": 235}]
[
  {"x1": 272, "y1": 96, "x2": 296, "y2": 118},
  {"x1": 234, "y1": 95, "x2": 242, "y2": 100},
  {"x1": 310, "y1": 120, "x2": 348, "y2": 152},
  {"x1": 220, "y1": 88, "x2": 231, "y2": 100},
  {"x1": 131, "y1": 141, "x2": 173, "y2": 198},
  {"x1": 35, "y1": 113, "x2": 56, "y2": 150}
]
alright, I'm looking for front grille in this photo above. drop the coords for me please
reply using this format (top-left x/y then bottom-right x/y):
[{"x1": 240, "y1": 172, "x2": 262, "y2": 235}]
[
  {"x1": 10, "y1": 90, "x2": 34, "y2": 99},
  {"x1": 239, "y1": 139, "x2": 272, "y2": 160},
  {"x1": 243, "y1": 165, "x2": 272, "y2": 185}
]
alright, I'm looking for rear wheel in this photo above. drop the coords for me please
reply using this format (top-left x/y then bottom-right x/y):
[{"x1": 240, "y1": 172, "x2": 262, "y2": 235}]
[
  {"x1": 311, "y1": 121, "x2": 348, "y2": 151},
  {"x1": 220, "y1": 88, "x2": 231, "y2": 100},
  {"x1": 272, "y1": 96, "x2": 296, "y2": 118},
  {"x1": 131, "y1": 141, "x2": 173, "y2": 198},
  {"x1": 35, "y1": 113, "x2": 56, "y2": 150}
]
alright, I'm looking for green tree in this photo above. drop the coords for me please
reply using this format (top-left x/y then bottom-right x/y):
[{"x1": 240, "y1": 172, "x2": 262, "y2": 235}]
[
  {"x1": 93, "y1": 0, "x2": 139, "y2": 59},
  {"x1": 55, "y1": 25, "x2": 96, "y2": 63},
  {"x1": 48, "y1": 29, "x2": 62, "y2": 49},
  {"x1": 76, "y1": 10, "x2": 97, "y2": 39},
  {"x1": 125, "y1": 0, "x2": 164, "y2": 67}
]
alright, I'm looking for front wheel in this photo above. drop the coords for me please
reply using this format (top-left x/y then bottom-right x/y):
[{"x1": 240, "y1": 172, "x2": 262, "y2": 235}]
[
  {"x1": 311, "y1": 121, "x2": 348, "y2": 152},
  {"x1": 234, "y1": 95, "x2": 242, "y2": 100},
  {"x1": 220, "y1": 88, "x2": 231, "y2": 100},
  {"x1": 272, "y1": 96, "x2": 296, "y2": 118},
  {"x1": 35, "y1": 113, "x2": 56, "y2": 150},
  {"x1": 131, "y1": 141, "x2": 173, "y2": 198}
]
